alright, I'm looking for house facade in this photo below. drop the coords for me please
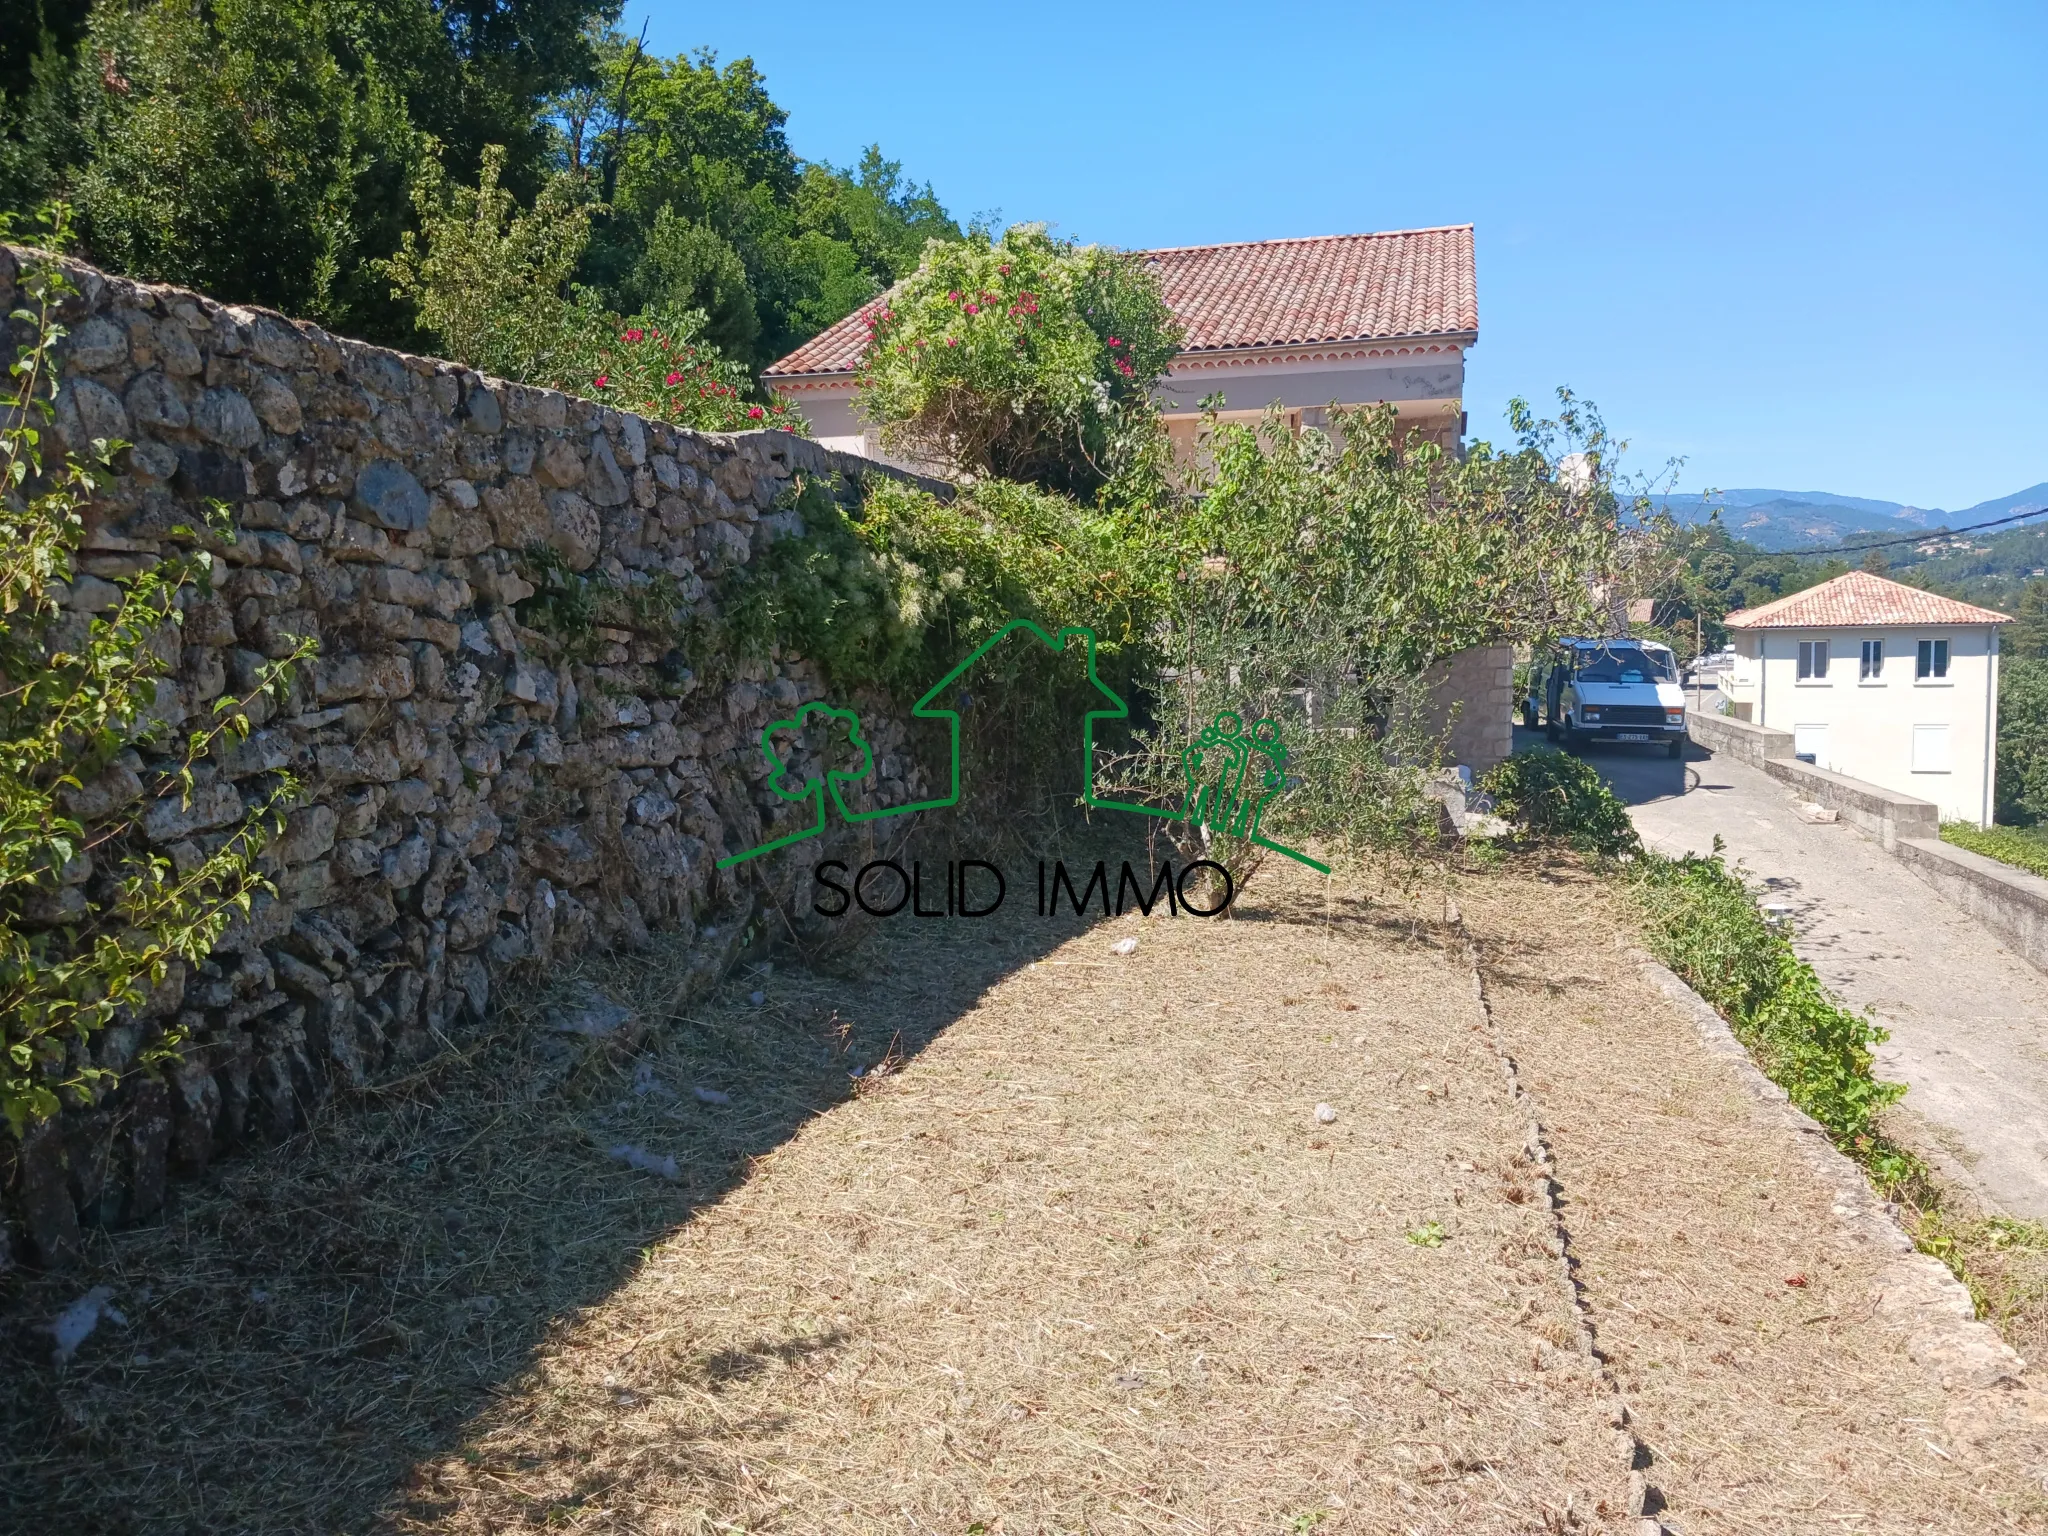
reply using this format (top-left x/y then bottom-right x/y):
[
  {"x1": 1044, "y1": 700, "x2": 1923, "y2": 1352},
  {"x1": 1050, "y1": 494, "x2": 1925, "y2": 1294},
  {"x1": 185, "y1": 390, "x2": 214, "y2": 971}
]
[
  {"x1": 1720, "y1": 571, "x2": 2010, "y2": 825},
  {"x1": 763, "y1": 224, "x2": 1478, "y2": 468}
]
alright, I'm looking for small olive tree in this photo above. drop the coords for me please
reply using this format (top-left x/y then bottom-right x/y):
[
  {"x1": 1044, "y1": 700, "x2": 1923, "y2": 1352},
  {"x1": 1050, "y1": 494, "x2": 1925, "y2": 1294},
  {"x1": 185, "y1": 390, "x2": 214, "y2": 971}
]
[
  {"x1": 382, "y1": 144, "x2": 788, "y2": 435},
  {"x1": 1104, "y1": 393, "x2": 1643, "y2": 877}
]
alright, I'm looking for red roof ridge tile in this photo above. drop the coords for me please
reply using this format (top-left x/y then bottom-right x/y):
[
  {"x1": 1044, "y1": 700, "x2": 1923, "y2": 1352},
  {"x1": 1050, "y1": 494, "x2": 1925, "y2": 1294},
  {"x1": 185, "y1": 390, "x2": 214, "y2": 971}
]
[{"x1": 1134, "y1": 224, "x2": 1476, "y2": 258}]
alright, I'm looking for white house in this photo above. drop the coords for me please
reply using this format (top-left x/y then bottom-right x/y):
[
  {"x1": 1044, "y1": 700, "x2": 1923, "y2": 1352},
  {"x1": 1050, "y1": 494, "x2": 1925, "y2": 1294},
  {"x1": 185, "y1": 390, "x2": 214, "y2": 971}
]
[
  {"x1": 1720, "y1": 570, "x2": 2011, "y2": 825},
  {"x1": 762, "y1": 224, "x2": 1478, "y2": 467}
]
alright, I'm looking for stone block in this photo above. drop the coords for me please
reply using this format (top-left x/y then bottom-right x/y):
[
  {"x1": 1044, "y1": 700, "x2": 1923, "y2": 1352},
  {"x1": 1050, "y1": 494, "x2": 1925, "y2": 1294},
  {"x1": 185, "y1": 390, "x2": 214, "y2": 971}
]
[{"x1": 352, "y1": 459, "x2": 430, "y2": 532}]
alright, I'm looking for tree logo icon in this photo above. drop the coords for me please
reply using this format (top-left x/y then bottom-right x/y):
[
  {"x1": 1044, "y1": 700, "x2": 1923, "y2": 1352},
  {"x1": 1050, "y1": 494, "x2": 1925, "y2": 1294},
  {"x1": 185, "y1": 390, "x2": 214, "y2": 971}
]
[{"x1": 717, "y1": 620, "x2": 1327, "y2": 873}]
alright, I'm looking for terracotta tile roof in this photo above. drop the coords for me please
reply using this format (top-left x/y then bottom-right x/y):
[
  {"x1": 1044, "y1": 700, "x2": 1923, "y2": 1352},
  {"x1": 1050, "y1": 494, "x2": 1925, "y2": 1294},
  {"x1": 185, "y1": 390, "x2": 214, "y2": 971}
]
[
  {"x1": 1147, "y1": 224, "x2": 1476, "y2": 354},
  {"x1": 1723, "y1": 570, "x2": 2012, "y2": 629},
  {"x1": 764, "y1": 225, "x2": 1477, "y2": 379}
]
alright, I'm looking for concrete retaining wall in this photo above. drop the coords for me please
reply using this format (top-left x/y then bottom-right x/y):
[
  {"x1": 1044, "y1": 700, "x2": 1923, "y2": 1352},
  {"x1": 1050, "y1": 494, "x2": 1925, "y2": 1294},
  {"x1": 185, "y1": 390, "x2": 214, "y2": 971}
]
[
  {"x1": 1893, "y1": 837, "x2": 2048, "y2": 977},
  {"x1": 1684, "y1": 708, "x2": 1791, "y2": 768},
  {"x1": 1687, "y1": 709, "x2": 1939, "y2": 849},
  {"x1": 1688, "y1": 707, "x2": 2048, "y2": 979}
]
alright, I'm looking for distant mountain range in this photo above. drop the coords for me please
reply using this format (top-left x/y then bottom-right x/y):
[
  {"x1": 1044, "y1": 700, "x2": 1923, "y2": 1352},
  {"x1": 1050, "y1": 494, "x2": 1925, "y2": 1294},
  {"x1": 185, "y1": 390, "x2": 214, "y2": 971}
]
[{"x1": 1642, "y1": 482, "x2": 2048, "y2": 552}]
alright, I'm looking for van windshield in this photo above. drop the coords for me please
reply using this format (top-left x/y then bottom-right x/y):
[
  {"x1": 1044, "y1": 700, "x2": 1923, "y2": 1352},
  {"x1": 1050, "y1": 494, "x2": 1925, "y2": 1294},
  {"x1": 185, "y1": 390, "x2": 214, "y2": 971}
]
[{"x1": 1574, "y1": 647, "x2": 1674, "y2": 684}]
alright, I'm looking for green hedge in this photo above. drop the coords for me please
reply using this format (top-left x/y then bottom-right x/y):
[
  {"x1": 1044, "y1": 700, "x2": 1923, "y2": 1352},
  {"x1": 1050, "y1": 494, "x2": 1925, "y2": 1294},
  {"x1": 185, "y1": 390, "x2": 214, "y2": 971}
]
[{"x1": 1939, "y1": 819, "x2": 2048, "y2": 880}]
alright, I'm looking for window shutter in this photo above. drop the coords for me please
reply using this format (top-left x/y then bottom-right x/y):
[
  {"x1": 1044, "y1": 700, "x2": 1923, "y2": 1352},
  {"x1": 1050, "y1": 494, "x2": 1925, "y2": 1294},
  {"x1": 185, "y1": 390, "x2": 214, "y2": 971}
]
[{"x1": 1912, "y1": 724, "x2": 1951, "y2": 773}]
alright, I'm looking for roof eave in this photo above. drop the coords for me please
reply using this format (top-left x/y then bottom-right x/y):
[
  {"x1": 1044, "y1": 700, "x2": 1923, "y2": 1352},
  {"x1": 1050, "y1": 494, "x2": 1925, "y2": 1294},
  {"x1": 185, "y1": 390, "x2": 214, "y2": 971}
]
[{"x1": 1171, "y1": 328, "x2": 1478, "y2": 362}]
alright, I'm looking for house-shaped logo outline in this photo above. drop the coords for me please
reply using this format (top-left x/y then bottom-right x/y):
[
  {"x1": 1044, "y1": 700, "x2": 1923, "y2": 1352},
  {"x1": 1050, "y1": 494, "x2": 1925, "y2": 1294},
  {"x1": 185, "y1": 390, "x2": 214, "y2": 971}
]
[{"x1": 717, "y1": 619, "x2": 1329, "y2": 873}]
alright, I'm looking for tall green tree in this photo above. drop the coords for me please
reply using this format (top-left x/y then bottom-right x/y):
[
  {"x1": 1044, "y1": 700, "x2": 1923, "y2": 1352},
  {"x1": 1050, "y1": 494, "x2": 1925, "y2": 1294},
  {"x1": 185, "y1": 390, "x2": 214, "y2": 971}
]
[
  {"x1": 0, "y1": 0, "x2": 89, "y2": 216},
  {"x1": 10, "y1": 0, "x2": 607, "y2": 346},
  {"x1": 561, "y1": 38, "x2": 961, "y2": 368}
]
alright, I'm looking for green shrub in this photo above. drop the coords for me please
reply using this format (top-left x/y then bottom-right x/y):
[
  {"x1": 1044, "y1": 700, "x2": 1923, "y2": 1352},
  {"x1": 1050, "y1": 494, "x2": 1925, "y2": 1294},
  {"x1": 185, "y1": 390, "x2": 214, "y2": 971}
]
[
  {"x1": 1940, "y1": 819, "x2": 2048, "y2": 879},
  {"x1": 1630, "y1": 849, "x2": 1917, "y2": 1189},
  {"x1": 382, "y1": 144, "x2": 784, "y2": 435},
  {"x1": 851, "y1": 224, "x2": 1181, "y2": 497},
  {"x1": 1480, "y1": 749, "x2": 1641, "y2": 857}
]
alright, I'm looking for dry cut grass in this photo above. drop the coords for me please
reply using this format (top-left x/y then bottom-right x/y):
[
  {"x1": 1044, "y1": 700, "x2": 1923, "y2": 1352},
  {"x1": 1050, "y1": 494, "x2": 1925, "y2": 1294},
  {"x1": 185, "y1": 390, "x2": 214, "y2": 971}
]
[
  {"x1": 1456, "y1": 854, "x2": 2048, "y2": 1535},
  {"x1": 401, "y1": 861, "x2": 1634, "y2": 1533}
]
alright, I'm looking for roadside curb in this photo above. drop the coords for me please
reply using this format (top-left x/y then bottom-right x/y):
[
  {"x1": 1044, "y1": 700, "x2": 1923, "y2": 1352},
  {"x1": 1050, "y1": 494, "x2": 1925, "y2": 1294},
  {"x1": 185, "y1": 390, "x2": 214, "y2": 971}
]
[{"x1": 1633, "y1": 951, "x2": 2048, "y2": 1479}]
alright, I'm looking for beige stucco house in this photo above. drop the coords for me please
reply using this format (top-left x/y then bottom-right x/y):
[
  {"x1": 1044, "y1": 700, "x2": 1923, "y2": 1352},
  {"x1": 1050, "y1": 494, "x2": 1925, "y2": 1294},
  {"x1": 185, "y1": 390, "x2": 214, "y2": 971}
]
[
  {"x1": 763, "y1": 224, "x2": 1508, "y2": 770},
  {"x1": 763, "y1": 224, "x2": 1478, "y2": 467},
  {"x1": 1721, "y1": 571, "x2": 2011, "y2": 825}
]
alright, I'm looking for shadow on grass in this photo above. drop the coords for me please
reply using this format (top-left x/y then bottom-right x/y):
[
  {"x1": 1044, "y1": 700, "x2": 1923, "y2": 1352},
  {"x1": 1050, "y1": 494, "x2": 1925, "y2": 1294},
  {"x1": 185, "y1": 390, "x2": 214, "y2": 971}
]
[{"x1": 0, "y1": 841, "x2": 1113, "y2": 1534}]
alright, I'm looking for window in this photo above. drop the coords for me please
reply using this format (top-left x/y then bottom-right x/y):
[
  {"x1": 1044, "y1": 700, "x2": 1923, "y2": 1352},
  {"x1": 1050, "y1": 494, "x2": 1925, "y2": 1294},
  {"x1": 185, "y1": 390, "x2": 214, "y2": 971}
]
[
  {"x1": 1916, "y1": 639, "x2": 1950, "y2": 679},
  {"x1": 1797, "y1": 640, "x2": 1830, "y2": 680},
  {"x1": 1860, "y1": 639, "x2": 1884, "y2": 680},
  {"x1": 1571, "y1": 644, "x2": 1676, "y2": 682},
  {"x1": 1912, "y1": 724, "x2": 1951, "y2": 773}
]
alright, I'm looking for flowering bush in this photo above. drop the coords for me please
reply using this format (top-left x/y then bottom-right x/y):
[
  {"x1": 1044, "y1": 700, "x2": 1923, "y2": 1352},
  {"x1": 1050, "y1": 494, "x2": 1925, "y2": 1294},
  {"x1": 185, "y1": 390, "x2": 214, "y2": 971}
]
[
  {"x1": 853, "y1": 224, "x2": 1181, "y2": 497},
  {"x1": 386, "y1": 145, "x2": 805, "y2": 437},
  {"x1": 576, "y1": 316, "x2": 806, "y2": 436}
]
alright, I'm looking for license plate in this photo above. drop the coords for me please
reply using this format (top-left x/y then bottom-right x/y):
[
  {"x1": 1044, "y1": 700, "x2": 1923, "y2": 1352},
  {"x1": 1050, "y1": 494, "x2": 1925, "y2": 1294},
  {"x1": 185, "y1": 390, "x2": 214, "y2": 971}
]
[{"x1": 1616, "y1": 732, "x2": 1649, "y2": 742}]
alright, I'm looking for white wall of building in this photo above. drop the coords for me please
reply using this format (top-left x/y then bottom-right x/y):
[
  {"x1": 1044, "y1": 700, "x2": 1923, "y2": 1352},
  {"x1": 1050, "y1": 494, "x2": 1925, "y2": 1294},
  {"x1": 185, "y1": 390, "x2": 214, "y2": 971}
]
[{"x1": 1724, "y1": 625, "x2": 2001, "y2": 824}]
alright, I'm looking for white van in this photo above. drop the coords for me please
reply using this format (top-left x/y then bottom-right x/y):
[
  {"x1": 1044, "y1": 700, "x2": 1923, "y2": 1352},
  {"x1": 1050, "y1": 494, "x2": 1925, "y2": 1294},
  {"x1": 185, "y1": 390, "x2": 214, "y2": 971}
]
[{"x1": 1522, "y1": 637, "x2": 1688, "y2": 758}]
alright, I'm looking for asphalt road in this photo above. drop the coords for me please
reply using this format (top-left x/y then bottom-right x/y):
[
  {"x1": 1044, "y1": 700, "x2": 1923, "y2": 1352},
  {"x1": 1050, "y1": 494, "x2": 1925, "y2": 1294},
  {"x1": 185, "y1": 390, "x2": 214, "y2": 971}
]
[{"x1": 1514, "y1": 721, "x2": 2048, "y2": 1219}]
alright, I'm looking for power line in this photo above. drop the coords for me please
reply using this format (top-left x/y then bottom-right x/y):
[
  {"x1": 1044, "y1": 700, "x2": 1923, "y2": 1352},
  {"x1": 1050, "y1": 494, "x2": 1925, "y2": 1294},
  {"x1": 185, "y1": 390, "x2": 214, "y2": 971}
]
[{"x1": 1757, "y1": 505, "x2": 2048, "y2": 559}]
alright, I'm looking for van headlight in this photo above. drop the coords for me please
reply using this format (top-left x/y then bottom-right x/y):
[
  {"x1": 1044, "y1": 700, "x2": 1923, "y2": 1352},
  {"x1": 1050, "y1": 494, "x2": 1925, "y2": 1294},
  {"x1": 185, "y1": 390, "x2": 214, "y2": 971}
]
[
  {"x1": 1581, "y1": 710, "x2": 1601, "y2": 723},
  {"x1": 1665, "y1": 711, "x2": 1684, "y2": 726}
]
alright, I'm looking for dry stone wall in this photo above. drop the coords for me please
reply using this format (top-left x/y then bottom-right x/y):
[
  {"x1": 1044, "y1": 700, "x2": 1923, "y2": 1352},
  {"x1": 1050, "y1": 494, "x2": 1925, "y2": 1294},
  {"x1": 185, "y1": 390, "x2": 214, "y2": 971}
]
[{"x1": 0, "y1": 245, "x2": 946, "y2": 1267}]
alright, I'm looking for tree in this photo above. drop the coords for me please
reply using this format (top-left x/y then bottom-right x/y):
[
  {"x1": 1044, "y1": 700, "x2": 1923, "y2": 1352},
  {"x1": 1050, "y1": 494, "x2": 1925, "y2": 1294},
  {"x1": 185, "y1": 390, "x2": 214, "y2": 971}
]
[
  {"x1": 8, "y1": 0, "x2": 607, "y2": 347},
  {"x1": 2006, "y1": 579, "x2": 2048, "y2": 660},
  {"x1": 563, "y1": 39, "x2": 962, "y2": 369},
  {"x1": 0, "y1": 0, "x2": 89, "y2": 217},
  {"x1": 382, "y1": 145, "x2": 775, "y2": 434},
  {"x1": 383, "y1": 143, "x2": 595, "y2": 386}
]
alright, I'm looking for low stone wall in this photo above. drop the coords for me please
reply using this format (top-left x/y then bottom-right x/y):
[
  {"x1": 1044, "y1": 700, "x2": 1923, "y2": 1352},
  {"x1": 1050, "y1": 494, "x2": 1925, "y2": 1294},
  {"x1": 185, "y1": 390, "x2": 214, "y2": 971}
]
[
  {"x1": 1687, "y1": 704, "x2": 2048, "y2": 978},
  {"x1": 1684, "y1": 708, "x2": 1792, "y2": 768},
  {"x1": 1418, "y1": 644, "x2": 1513, "y2": 772},
  {"x1": 0, "y1": 245, "x2": 947, "y2": 1267},
  {"x1": 1757, "y1": 758, "x2": 1940, "y2": 850}
]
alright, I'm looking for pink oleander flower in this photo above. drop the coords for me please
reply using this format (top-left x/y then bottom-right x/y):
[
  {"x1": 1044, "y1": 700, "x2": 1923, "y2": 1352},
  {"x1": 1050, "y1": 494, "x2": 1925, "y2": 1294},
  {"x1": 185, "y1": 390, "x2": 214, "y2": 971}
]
[
  {"x1": 947, "y1": 290, "x2": 961, "y2": 302},
  {"x1": 623, "y1": 328, "x2": 644, "y2": 343},
  {"x1": 945, "y1": 336, "x2": 959, "y2": 346},
  {"x1": 749, "y1": 406, "x2": 765, "y2": 419},
  {"x1": 1108, "y1": 337, "x2": 1121, "y2": 347},
  {"x1": 593, "y1": 374, "x2": 609, "y2": 388},
  {"x1": 964, "y1": 303, "x2": 979, "y2": 314},
  {"x1": 998, "y1": 264, "x2": 1011, "y2": 275},
  {"x1": 665, "y1": 371, "x2": 683, "y2": 385}
]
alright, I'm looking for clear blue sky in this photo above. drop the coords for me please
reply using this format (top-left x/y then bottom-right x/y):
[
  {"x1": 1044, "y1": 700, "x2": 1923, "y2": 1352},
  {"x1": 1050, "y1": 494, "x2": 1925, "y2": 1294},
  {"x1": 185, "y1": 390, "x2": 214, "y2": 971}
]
[{"x1": 626, "y1": 1, "x2": 2046, "y2": 511}]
